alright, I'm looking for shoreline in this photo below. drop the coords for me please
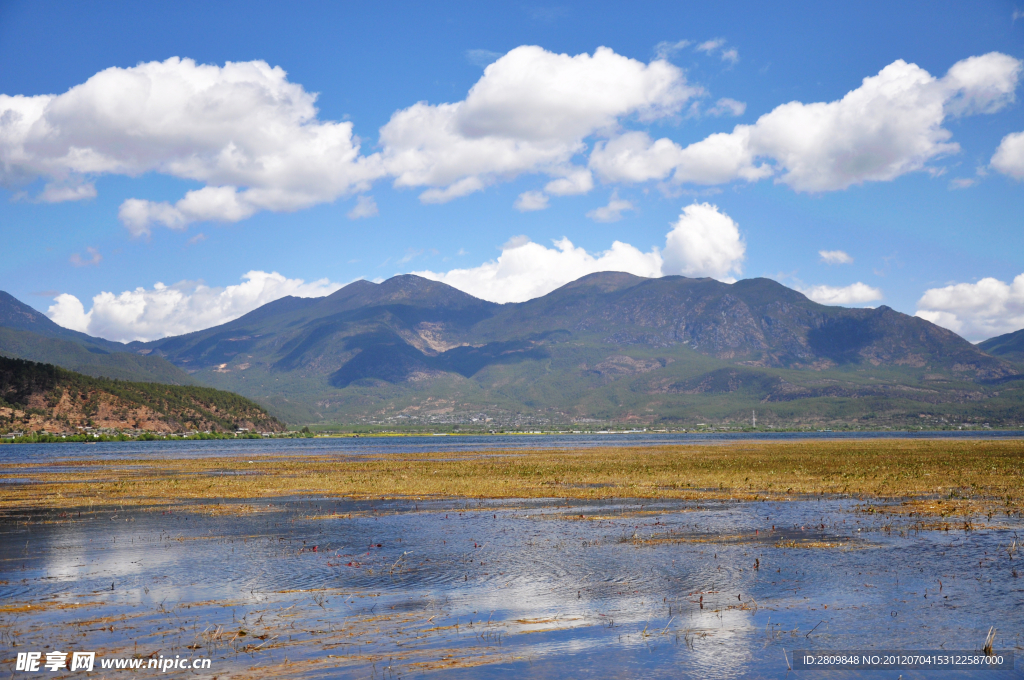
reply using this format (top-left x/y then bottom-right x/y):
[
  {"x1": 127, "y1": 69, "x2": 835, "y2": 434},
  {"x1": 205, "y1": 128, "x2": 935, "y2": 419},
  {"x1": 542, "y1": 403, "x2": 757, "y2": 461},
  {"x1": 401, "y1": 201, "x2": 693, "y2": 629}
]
[{"x1": 3, "y1": 427, "x2": 1023, "y2": 445}]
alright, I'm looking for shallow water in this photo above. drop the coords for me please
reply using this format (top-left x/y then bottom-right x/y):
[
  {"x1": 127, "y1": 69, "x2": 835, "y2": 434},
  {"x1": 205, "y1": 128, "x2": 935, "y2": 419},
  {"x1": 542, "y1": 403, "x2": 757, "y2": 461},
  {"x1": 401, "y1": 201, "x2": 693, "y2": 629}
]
[
  {"x1": 2, "y1": 429, "x2": 1023, "y2": 465},
  {"x1": 2, "y1": 495, "x2": 1022, "y2": 678}
]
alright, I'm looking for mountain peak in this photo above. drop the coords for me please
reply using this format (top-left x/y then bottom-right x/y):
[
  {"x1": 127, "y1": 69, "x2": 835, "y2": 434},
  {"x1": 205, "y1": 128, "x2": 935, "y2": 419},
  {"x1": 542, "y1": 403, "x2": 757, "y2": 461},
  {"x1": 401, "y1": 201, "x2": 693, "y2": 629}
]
[
  {"x1": 324, "y1": 275, "x2": 493, "y2": 310},
  {"x1": 556, "y1": 271, "x2": 650, "y2": 294}
]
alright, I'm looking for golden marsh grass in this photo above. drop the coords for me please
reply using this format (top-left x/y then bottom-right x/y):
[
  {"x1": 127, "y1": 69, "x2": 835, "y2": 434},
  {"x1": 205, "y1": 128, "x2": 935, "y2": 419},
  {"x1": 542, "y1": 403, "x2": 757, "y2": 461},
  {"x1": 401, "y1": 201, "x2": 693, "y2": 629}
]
[{"x1": 1, "y1": 439, "x2": 1022, "y2": 517}]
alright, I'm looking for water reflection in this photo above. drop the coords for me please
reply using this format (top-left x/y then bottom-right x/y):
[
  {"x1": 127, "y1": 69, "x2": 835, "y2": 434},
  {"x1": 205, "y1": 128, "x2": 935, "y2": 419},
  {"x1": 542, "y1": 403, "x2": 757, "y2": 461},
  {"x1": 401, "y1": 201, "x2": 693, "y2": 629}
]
[{"x1": 1, "y1": 497, "x2": 1021, "y2": 678}]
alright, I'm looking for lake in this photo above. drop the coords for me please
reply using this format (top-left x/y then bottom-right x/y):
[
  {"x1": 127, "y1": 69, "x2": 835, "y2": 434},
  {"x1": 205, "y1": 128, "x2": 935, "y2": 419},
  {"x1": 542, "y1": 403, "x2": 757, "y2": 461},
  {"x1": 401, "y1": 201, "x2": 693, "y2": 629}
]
[
  {"x1": 2, "y1": 486, "x2": 1021, "y2": 678},
  {"x1": 3, "y1": 429, "x2": 1024, "y2": 465}
]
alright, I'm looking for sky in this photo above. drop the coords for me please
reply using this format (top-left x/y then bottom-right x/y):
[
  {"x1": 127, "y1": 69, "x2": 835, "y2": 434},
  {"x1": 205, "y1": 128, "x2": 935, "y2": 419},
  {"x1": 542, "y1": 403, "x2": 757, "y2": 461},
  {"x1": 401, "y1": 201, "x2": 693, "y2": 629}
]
[{"x1": 1, "y1": 0, "x2": 1022, "y2": 343}]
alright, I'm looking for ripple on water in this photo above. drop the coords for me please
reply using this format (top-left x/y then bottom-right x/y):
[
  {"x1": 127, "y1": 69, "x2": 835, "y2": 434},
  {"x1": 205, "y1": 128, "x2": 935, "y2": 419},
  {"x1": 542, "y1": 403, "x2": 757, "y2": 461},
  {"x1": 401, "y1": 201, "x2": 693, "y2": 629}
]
[{"x1": 1, "y1": 497, "x2": 1021, "y2": 679}]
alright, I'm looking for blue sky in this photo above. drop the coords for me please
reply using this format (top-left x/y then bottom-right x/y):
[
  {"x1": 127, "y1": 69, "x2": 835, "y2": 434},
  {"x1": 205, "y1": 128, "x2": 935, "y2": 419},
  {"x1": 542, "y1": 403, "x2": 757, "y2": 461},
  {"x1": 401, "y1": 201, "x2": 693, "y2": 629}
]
[{"x1": 1, "y1": 0, "x2": 1022, "y2": 342}]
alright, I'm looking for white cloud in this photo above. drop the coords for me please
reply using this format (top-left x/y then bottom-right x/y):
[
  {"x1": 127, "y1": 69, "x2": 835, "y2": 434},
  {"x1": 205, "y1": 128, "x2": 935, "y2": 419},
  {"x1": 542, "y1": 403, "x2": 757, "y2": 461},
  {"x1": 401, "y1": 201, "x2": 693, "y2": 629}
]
[
  {"x1": 695, "y1": 39, "x2": 725, "y2": 54},
  {"x1": 47, "y1": 270, "x2": 343, "y2": 342},
  {"x1": 347, "y1": 195, "x2": 379, "y2": 219},
  {"x1": 948, "y1": 177, "x2": 977, "y2": 189},
  {"x1": 586, "y1": 192, "x2": 634, "y2": 222},
  {"x1": 662, "y1": 202, "x2": 744, "y2": 279},
  {"x1": 819, "y1": 249, "x2": 853, "y2": 264},
  {"x1": 590, "y1": 52, "x2": 1023, "y2": 192},
  {"x1": 708, "y1": 98, "x2": 746, "y2": 117},
  {"x1": 590, "y1": 128, "x2": 771, "y2": 185},
  {"x1": 943, "y1": 53, "x2": 1023, "y2": 116},
  {"x1": 48, "y1": 295, "x2": 89, "y2": 333},
  {"x1": 654, "y1": 40, "x2": 691, "y2": 60},
  {"x1": 799, "y1": 282, "x2": 882, "y2": 305},
  {"x1": 416, "y1": 202, "x2": 744, "y2": 302},
  {"x1": 514, "y1": 190, "x2": 549, "y2": 211},
  {"x1": 544, "y1": 167, "x2": 594, "y2": 195},
  {"x1": 69, "y1": 247, "x2": 101, "y2": 267},
  {"x1": 414, "y1": 237, "x2": 662, "y2": 303},
  {"x1": 916, "y1": 274, "x2": 1024, "y2": 341},
  {"x1": 589, "y1": 131, "x2": 691, "y2": 183},
  {"x1": 991, "y1": 131, "x2": 1024, "y2": 179},
  {"x1": 5, "y1": 48, "x2": 1017, "y2": 232},
  {"x1": 0, "y1": 57, "x2": 383, "y2": 235},
  {"x1": 380, "y1": 45, "x2": 700, "y2": 203},
  {"x1": 693, "y1": 39, "x2": 738, "y2": 64},
  {"x1": 36, "y1": 180, "x2": 97, "y2": 203}
]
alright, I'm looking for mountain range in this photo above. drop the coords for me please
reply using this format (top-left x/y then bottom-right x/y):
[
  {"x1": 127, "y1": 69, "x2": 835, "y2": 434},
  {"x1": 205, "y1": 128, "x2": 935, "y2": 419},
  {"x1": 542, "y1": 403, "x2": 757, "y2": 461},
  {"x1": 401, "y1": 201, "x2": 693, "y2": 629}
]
[{"x1": 2, "y1": 274, "x2": 1023, "y2": 428}]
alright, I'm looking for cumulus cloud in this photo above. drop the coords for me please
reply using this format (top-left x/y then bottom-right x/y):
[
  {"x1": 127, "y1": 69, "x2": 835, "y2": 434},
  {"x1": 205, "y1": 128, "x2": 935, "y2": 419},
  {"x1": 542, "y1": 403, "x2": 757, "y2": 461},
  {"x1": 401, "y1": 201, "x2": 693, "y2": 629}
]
[
  {"x1": 347, "y1": 195, "x2": 379, "y2": 219},
  {"x1": 514, "y1": 190, "x2": 549, "y2": 211},
  {"x1": 662, "y1": 202, "x2": 744, "y2": 279},
  {"x1": 5, "y1": 48, "x2": 1017, "y2": 232},
  {"x1": 590, "y1": 128, "x2": 772, "y2": 185},
  {"x1": 798, "y1": 282, "x2": 882, "y2": 305},
  {"x1": 47, "y1": 270, "x2": 343, "y2": 342},
  {"x1": 943, "y1": 54, "x2": 1023, "y2": 116},
  {"x1": 590, "y1": 52, "x2": 1022, "y2": 192},
  {"x1": 380, "y1": 45, "x2": 700, "y2": 203},
  {"x1": 415, "y1": 238, "x2": 662, "y2": 303},
  {"x1": 586, "y1": 192, "x2": 634, "y2": 222},
  {"x1": 819, "y1": 249, "x2": 853, "y2": 264},
  {"x1": 415, "y1": 201, "x2": 744, "y2": 302},
  {"x1": 69, "y1": 247, "x2": 101, "y2": 267},
  {"x1": 0, "y1": 57, "x2": 383, "y2": 235},
  {"x1": 916, "y1": 274, "x2": 1024, "y2": 341},
  {"x1": 991, "y1": 131, "x2": 1024, "y2": 179}
]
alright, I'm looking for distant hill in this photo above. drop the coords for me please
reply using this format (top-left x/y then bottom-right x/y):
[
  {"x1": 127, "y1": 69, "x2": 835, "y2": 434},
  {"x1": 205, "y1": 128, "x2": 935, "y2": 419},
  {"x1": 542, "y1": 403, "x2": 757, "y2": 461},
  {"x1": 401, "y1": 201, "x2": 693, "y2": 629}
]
[
  {"x1": 0, "y1": 294, "x2": 194, "y2": 385},
  {"x1": 124, "y1": 272, "x2": 1024, "y2": 429},
  {"x1": 0, "y1": 356, "x2": 283, "y2": 434},
  {"x1": 980, "y1": 328, "x2": 1024, "y2": 366}
]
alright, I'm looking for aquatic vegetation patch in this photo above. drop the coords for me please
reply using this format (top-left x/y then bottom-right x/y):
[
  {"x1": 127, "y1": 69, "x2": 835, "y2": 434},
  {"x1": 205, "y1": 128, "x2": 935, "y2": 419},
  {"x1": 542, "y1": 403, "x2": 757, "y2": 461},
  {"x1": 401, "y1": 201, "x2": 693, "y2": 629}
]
[{"x1": 0, "y1": 439, "x2": 1022, "y2": 520}]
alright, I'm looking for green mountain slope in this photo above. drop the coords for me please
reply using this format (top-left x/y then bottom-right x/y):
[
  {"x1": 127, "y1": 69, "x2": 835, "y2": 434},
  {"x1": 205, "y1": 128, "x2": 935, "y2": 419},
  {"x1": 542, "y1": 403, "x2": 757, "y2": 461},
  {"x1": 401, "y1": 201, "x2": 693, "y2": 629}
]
[
  {"x1": 0, "y1": 295, "x2": 194, "y2": 385},
  {"x1": 129, "y1": 273, "x2": 1023, "y2": 428},
  {"x1": 0, "y1": 356, "x2": 283, "y2": 434},
  {"x1": 980, "y1": 328, "x2": 1024, "y2": 366},
  {"x1": 0, "y1": 326, "x2": 195, "y2": 384}
]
